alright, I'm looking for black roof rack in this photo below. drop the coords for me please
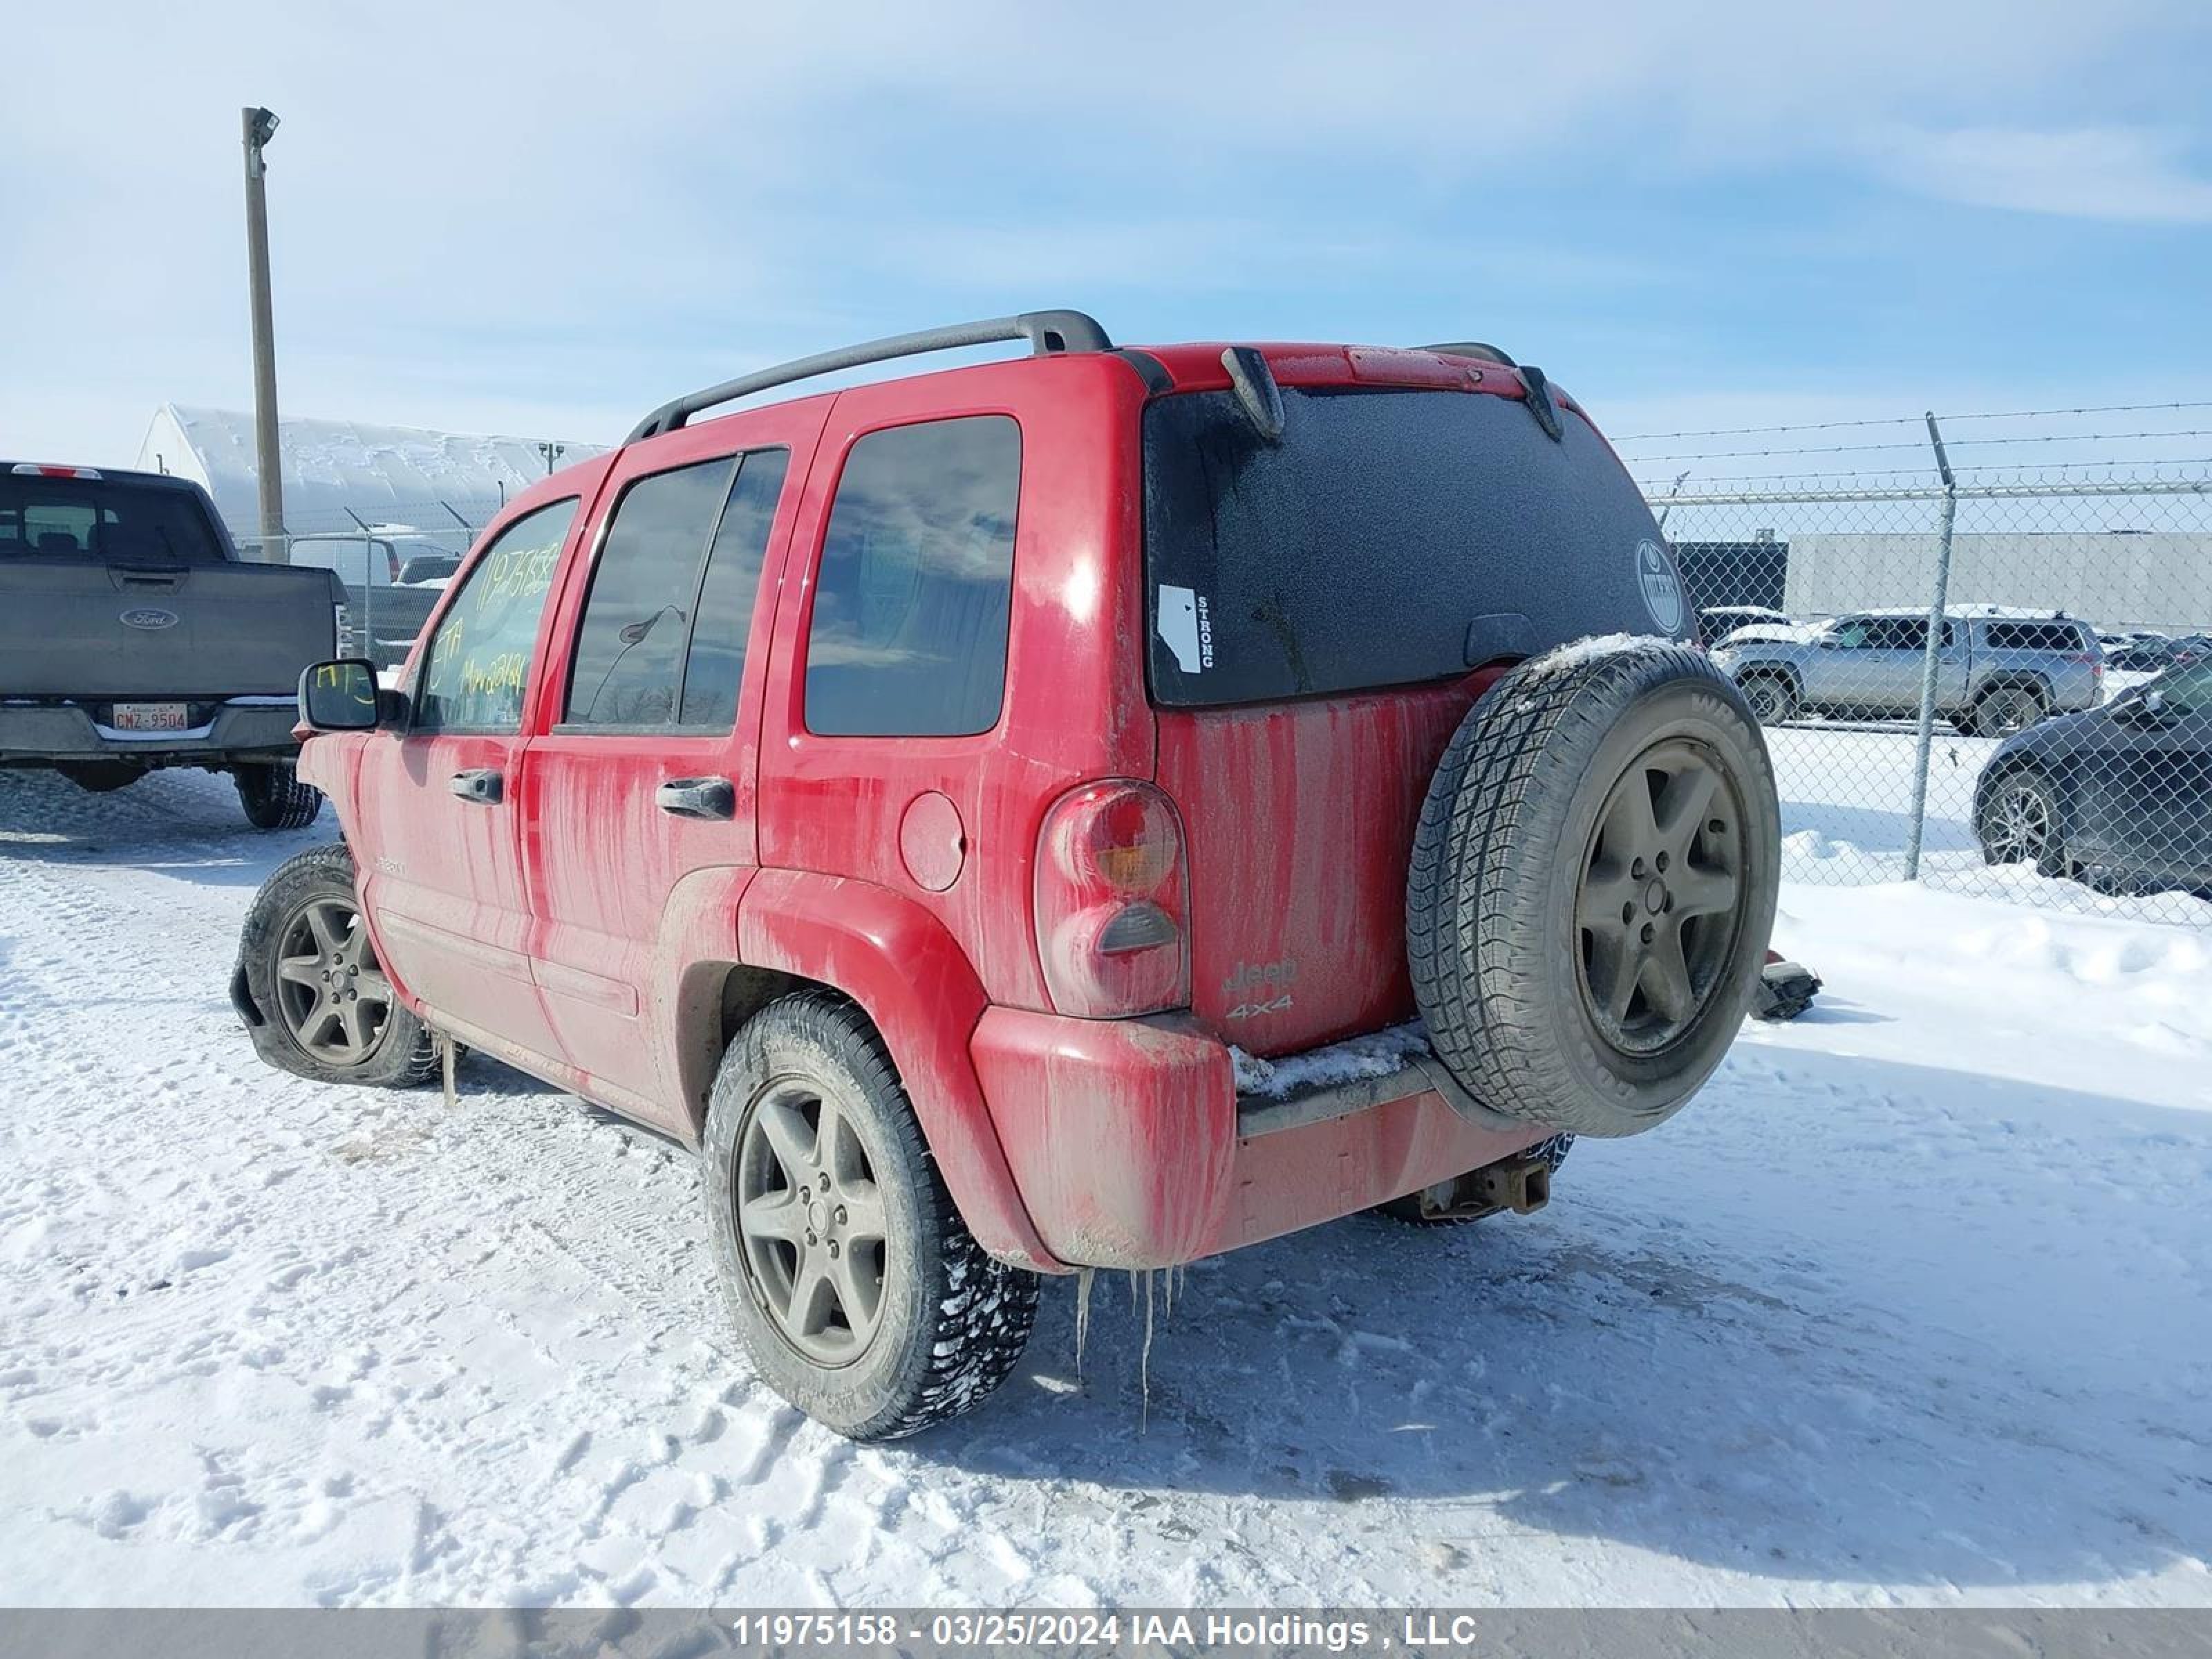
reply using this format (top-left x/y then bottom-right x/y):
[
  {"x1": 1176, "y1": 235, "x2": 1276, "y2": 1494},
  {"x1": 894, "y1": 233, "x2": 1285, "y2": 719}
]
[
  {"x1": 625, "y1": 309, "x2": 1112, "y2": 444},
  {"x1": 1420, "y1": 340, "x2": 1517, "y2": 367}
]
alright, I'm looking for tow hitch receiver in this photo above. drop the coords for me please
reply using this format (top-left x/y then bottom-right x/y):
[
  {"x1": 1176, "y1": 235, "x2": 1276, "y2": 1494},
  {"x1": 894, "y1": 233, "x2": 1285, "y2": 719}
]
[{"x1": 1407, "y1": 1152, "x2": 1553, "y2": 1221}]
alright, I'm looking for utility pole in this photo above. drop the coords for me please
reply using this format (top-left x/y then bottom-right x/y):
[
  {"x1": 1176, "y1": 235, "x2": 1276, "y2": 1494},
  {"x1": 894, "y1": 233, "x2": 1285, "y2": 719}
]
[{"x1": 241, "y1": 106, "x2": 285, "y2": 561}]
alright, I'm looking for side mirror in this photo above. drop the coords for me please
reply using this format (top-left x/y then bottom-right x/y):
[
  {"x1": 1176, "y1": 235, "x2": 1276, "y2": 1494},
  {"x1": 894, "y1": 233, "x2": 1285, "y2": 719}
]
[
  {"x1": 298, "y1": 658, "x2": 383, "y2": 732},
  {"x1": 2116, "y1": 688, "x2": 2166, "y2": 724}
]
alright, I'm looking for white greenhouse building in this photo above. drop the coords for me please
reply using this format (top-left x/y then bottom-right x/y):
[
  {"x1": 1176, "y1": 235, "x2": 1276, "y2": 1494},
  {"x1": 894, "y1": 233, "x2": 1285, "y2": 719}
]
[{"x1": 134, "y1": 404, "x2": 605, "y2": 558}]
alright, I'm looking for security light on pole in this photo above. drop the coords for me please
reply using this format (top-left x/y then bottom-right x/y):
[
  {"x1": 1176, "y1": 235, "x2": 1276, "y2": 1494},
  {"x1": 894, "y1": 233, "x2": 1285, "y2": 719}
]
[{"x1": 241, "y1": 106, "x2": 285, "y2": 561}]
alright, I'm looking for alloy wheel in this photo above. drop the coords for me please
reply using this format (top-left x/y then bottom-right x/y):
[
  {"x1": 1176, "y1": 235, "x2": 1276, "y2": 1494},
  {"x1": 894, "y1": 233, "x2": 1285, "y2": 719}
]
[
  {"x1": 1574, "y1": 738, "x2": 1750, "y2": 1056},
  {"x1": 734, "y1": 1080, "x2": 890, "y2": 1366},
  {"x1": 272, "y1": 897, "x2": 395, "y2": 1065},
  {"x1": 1987, "y1": 782, "x2": 2054, "y2": 867}
]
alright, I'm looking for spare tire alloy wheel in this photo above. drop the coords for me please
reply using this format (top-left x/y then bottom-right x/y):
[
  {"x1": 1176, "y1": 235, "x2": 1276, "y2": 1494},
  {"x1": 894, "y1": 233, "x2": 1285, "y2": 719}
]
[
  {"x1": 735, "y1": 1079, "x2": 889, "y2": 1366},
  {"x1": 1408, "y1": 642, "x2": 1781, "y2": 1138},
  {"x1": 1576, "y1": 739, "x2": 1747, "y2": 1054}
]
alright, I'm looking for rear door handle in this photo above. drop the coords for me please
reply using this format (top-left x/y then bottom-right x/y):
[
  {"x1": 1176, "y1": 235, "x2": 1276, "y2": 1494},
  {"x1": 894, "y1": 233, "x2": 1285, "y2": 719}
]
[
  {"x1": 656, "y1": 776, "x2": 735, "y2": 820},
  {"x1": 448, "y1": 768, "x2": 503, "y2": 805}
]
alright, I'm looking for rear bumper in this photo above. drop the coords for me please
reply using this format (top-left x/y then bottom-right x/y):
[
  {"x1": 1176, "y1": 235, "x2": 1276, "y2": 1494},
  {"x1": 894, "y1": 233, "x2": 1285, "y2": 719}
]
[
  {"x1": 969, "y1": 1008, "x2": 1551, "y2": 1271},
  {"x1": 0, "y1": 697, "x2": 300, "y2": 766}
]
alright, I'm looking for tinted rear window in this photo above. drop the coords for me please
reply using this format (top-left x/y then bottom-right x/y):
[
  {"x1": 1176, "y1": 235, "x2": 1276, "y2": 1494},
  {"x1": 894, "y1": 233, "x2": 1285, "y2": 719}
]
[
  {"x1": 0, "y1": 476, "x2": 225, "y2": 564},
  {"x1": 1143, "y1": 387, "x2": 1676, "y2": 707},
  {"x1": 1983, "y1": 620, "x2": 2089, "y2": 653}
]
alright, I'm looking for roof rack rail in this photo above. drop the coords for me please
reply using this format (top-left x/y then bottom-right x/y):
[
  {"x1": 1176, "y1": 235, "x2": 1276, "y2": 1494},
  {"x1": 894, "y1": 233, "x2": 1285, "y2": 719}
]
[
  {"x1": 625, "y1": 309, "x2": 1112, "y2": 444},
  {"x1": 1420, "y1": 340, "x2": 1517, "y2": 367}
]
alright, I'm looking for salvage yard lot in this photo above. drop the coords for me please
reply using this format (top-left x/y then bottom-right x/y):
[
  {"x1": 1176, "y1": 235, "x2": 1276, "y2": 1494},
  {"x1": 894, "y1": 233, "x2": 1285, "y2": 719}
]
[{"x1": 1, "y1": 736, "x2": 2207, "y2": 1606}]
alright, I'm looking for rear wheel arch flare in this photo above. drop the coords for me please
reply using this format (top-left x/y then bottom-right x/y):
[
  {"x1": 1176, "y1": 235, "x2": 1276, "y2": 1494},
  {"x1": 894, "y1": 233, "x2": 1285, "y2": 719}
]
[
  {"x1": 671, "y1": 958, "x2": 835, "y2": 1136},
  {"x1": 732, "y1": 868, "x2": 1060, "y2": 1271}
]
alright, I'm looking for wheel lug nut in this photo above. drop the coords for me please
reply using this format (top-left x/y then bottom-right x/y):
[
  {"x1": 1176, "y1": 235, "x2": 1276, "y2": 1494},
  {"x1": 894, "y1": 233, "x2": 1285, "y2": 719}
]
[
  {"x1": 827, "y1": 1241, "x2": 840, "y2": 1259},
  {"x1": 1708, "y1": 818, "x2": 1725, "y2": 835},
  {"x1": 1663, "y1": 894, "x2": 1675, "y2": 913},
  {"x1": 1620, "y1": 901, "x2": 1634, "y2": 924},
  {"x1": 1641, "y1": 922, "x2": 1656, "y2": 944},
  {"x1": 805, "y1": 1230, "x2": 817, "y2": 1246},
  {"x1": 1631, "y1": 858, "x2": 1646, "y2": 878},
  {"x1": 834, "y1": 1206, "x2": 847, "y2": 1224},
  {"x1": 1656, "y1": 851, "x2": 1669, "y2": 872}
]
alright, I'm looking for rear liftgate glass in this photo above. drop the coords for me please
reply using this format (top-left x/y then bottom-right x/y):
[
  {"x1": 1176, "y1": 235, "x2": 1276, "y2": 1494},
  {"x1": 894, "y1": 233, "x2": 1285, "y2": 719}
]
[{"x1": 1143, "y1": 384, "x2": 1682, "y2": 707}]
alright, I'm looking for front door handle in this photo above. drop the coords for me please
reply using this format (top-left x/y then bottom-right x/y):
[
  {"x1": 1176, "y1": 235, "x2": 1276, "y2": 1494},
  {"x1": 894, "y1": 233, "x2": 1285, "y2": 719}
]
[
  {"x1": 449, "y1": 768, "x2": 503, "y2": 805},
  {"x1": 656, "y1": 776, "x2": 735, "y2": 820}
]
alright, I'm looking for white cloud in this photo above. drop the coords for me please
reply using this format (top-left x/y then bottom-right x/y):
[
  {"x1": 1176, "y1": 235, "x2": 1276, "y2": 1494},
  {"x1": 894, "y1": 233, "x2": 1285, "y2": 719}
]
[
  {"x1": 1, "y1": 0, "x2": 2206, "y2": 460},
  {"x1": 1867, "y1": 125, "x2": 2212, "y2": 223}
]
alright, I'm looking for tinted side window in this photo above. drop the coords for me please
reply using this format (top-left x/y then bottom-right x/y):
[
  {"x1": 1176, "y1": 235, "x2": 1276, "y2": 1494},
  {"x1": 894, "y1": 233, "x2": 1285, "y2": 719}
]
[
  {"x1": 1829, "y1": 618, "x2": 1874, "y2": 648},
  {"x1": 804, "y1": 416, "x2": 1020, "y2": 738},
  {"x1": 415, "y1": 498, "x2": 577, "y2": 733},
  {"x1": 563, "y1": 459, "x2": 733, "y2": 727},
  {"x1": 1866, "y1": 618, "x2": 1927, "y2": 651},
  {"x1": 1985, "y1": 621, "x2": 2083, "y2": 652},
  {"x1": 680, "y1": 450, "x2": 789, "y2": 729}
]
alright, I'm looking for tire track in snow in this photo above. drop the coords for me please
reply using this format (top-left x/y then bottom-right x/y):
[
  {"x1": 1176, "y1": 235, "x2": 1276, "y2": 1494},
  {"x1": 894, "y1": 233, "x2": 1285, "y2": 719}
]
[{"x1": 2, "y1": 767, "x2": 2208, "y2": 1606}]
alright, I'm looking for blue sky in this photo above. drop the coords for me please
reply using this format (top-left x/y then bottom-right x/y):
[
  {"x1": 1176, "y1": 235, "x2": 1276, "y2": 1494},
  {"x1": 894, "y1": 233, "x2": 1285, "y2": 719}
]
[{"x1": 6, "y1": 0, "x2": 2210, "y2": 468}]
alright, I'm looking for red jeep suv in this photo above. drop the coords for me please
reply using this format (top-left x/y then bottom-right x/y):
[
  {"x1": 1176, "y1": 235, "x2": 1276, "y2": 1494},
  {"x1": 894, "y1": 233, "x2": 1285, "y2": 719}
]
[{"x1": 234, "y1": 312, "x2": 1780, "y2": 1438}]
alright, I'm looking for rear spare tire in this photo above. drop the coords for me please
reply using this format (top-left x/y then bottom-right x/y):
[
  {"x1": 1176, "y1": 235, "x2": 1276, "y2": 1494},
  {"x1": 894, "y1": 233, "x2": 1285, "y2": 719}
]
[{"x1": 1408, "y1": 640, "x2": 1780, "y2": 1138}]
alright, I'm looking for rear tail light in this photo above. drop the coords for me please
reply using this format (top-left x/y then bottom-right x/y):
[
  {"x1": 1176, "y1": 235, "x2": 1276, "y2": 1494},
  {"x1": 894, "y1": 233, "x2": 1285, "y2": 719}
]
[
  {"x1": 335, "y1": 602, "x2": 354, "y2": 655},
  {"x1": 1035, "y1": 779, "x2": 1190, "y2": 1018}
]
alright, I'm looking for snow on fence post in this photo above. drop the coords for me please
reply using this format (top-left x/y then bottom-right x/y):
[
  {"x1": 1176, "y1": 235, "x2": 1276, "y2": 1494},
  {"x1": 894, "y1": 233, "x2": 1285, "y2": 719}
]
[{"x1": 1902, "y1": 411, "x2": 1958, "y2": 883}]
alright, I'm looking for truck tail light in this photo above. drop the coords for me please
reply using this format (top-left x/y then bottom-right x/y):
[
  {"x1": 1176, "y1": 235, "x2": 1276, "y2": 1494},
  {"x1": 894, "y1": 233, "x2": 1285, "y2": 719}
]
[
  {"x1": 1035, "y1": 779, "x2": 1190, "y2": 1018},
  {"x1": 10, "y1": 462, "x2": 102, "y2": 479}
]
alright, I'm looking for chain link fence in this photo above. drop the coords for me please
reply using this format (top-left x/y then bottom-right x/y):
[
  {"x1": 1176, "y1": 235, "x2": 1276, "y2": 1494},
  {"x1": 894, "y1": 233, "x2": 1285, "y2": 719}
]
[
  {"x1": 208, "y1": 414, "x2": 2211, "y2": 925},
  {"x1": 232, "y1": 497, "x2": 506, "y2": 670},
  {"x1": 1629, "y1": 405, "x2": 2212, "y2": 925}
]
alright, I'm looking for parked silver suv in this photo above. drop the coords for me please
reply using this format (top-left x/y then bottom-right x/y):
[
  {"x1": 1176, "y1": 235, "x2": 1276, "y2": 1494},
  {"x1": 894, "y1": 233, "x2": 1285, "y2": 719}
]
[{"x1": 1712, "y1": 606, "x2": 2104, "y2": 736}]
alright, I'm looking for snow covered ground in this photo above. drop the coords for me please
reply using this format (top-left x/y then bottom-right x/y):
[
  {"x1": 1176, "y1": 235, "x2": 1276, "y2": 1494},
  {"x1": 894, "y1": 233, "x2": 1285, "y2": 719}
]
[{"x1": 1, "y1": 741, "x2": 2207, "y2": 1609}]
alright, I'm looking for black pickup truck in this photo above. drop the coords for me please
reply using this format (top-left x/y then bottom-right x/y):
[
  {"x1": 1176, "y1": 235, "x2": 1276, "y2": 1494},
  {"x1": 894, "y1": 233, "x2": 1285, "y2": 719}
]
[{"x1": 1, "y1": 462, "x2": 341, "y2": 828}]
